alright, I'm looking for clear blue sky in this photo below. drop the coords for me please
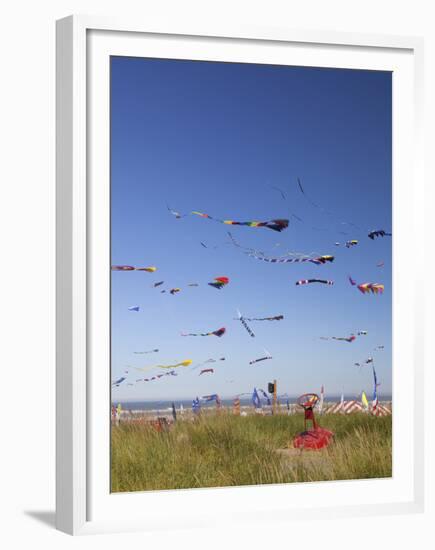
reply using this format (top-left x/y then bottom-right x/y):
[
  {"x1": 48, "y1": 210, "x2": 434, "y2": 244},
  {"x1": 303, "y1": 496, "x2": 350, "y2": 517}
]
[{"x1": 110, "y1": 56, "x2": 392, "y2": 402}]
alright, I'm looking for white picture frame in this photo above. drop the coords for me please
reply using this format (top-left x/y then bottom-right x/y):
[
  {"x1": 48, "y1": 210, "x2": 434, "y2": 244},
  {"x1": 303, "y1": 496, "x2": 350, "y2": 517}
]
[{"x1": 56, "y1": 15, "x2": 425, "y2": 535}]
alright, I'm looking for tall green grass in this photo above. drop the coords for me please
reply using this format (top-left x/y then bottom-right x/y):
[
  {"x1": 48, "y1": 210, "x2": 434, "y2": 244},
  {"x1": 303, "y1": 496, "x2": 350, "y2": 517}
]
[{"x1": 111, "y1": 413, "x2": 392, "y2": 492}]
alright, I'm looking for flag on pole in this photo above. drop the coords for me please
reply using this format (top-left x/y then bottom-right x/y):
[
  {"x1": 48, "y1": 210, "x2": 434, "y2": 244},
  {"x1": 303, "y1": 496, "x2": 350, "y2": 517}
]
[
  {"x1": 259, "y1": 389, "x2": 271, "y2": 406},
  {"x1": 361, "y1": 391, "x2": 369, "y2": 410},
  {"x1": 319, "y1": 385, "x2": 325, "y2": 415},
  {"x1": 171, "y1": 402, "x2": 177, "y2": 422},
  {"x1": 372, "y1": 365, "x2": 379, "y2": 413},
  {"x1": 340, "y1": 391, "x2": 344, "y2": 413},
  {"x1": 192, "y1": 396, "x2": 201, "y2": 415},
  {"x1": 252, "y1": 388, "x2": 261, "y2": 409}
]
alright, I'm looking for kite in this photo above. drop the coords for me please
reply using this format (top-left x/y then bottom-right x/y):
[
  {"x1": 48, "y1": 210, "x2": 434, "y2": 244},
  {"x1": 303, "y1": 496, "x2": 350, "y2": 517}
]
[
  {"x1": 368, "y1": 229, "x2": 391, "y2": 240},
  {"x1": 135, "y1": 360, "x2": 192, "y2": 372},
  {"x1": 238, "y1": 315, "x2": 284, "y2": 322},
  {"x1": 188, "y1": 283, "x2": 199, "y2": 287},
  {"x1": 136, "y1": 266, "x2": 157, "y2": 272},
  {"x1": 345, "y1": 240, "x2": 358, "y2": 248},
  {"x1": 170, "y1": 288, "x2": 181, "y2": 295},
  {"x1": 192, "y1": 357, "x2": 226, "y2": 370},
  {"x1": 181, "y1": 327, "x2": 226, "y2": 337},
  {"x1": 296, "y1": 279, "x2": 334, "y2": 286},
  {"x1": 208, "y1": 276, "x2": 229, "y2": 289},
  {"x1": 361, "y1": 391, "x2": 369, "y2": 410},
  {"x1": 246, "y1": 251, "x2": 334, "y2": 265},
  {"x1": 128, "y1": 306, "x2": 140, "y2": 312},
  {"x1": 111, "y1": 265, "x2": 157, "y2": 272},
  {"x1": 228, "y1": 232, "x2": 333, "y2": 265},
  {"x1": 236, "y1": 310, "x2": 255, "y2": 338},
  {"x1": 192, "y1": 211, "x2": 289, "y2": 232},
  {"x1": 357, "y1": 331, "x2": 368, "y2": 336},
  {"x1": 377, "y1": 261, "x2": 385, "y2": 268},
  {"x1": 153, "y1": 281, "x2": 164, "y2": 287},
  {"x1": 269, "y1": 185, "x2": 286, "y2": 200},
  {"x1": 111, "y1": 265, "x2": 135, "y2": 271},
  {"x1": 199, "y1": 368, "x2": 214, "y2": 376},
  {"x1": 133, "y1": 349, "x2": 159, "y2": 354},
  {"x1": 167, "y1": 204, "x2": 186, "y2": 219},
  {"x1": 357, "y1": 282, "x2": 384, "y2": 295},
  {"x1": 321, "y1": 335, "x2": 356, "y2": 343},
  {"x1": 297, "y1": 177, "x2": 361, "y2": 231},
  {"x1": 348, "y1": 275, "x2": 357, "y2": 286},
  {"x1": 249, "y1": 350, "x2": 273, "y2": 365},
  {"x1": 112, "y1": 377, "x2": 126, "y2": 386}
]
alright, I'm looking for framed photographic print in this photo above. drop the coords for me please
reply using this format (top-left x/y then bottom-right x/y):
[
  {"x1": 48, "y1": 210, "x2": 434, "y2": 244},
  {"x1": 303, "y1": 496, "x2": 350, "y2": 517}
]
[{"x1": 56, "y1": 15, "x2": 425, "y2": 535}]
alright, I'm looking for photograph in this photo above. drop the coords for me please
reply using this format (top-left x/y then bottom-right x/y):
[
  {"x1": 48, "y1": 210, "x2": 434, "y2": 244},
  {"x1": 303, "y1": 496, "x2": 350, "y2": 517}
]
[{"x1": 110, "y1": 56, "x2": 392, "y2": 493}]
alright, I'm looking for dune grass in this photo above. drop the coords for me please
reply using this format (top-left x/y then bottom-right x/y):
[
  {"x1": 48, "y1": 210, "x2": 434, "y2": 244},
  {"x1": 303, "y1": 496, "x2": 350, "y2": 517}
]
[{"x1": 111, "y1": 412, "x2": 392, "y2": 492}]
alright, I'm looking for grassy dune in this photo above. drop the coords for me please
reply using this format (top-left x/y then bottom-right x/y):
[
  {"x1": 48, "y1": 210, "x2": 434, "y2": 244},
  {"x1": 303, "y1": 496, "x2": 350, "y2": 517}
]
[{"x1": 111, "y1": 413, "x2": 392, "y2": 492}]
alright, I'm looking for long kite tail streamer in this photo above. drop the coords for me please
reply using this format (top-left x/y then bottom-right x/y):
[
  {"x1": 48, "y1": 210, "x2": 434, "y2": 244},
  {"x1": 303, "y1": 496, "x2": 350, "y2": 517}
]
[
  {"x1": 296, "y1": 279, "x2": 334, "y2": 286},
  {"x1": 112, "y1": 265, "x2": 157, "y2": 272},
  {"x1": 199, "y1": 368, "x2": 214, "y2": 376},
  {"x1": 228, "y1": 232, "x2": 334, "y2": 265},
  {"x1": 297, "y1": 177, "x2": 361, "y2": 231},
  {"x1": 208, "y1": 276, "x2": 229, "y2": 289},
  {"x1": 242, "y1": 315, "x2": 284, "y2": 322},
  {"x1": 112, "y1": 377, "x2": 126, "y2": 386},
  {"x1": 181, "y1": 327, "x2": 226, "y2": 337},
  {"x1": 368, "y1": 229, "x2": 392, "y2": 240},
  {"x1": 333, "y1": 335, "x2": 356, "y2": 343},
  {"x1": 111, "y1": 265, "x2": 135, "y2": 271},
  {"x1": 192, "y1": 211, "x2": 289, "y2": 232},
  {"x1": 135, "y1": 360, "x2": 192, "y2": 372},
  {"x1": 249, "y1": 354, "x2": 273, "y2": 365},
  {"x1": 236, "y1": 310, "x2": 255, "y2": 338},
  {"x1": 357, "y1": 282, "x2": 385, "y2": 295}
]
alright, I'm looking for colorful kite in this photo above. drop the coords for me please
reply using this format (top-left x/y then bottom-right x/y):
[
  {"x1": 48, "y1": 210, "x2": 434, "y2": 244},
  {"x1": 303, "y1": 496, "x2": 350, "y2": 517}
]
[
  {"x1": 170, "y1": 288, "x2": 181, "y2": 295},
  {"x1": 192, "y1": 211, "x2": 289, "y2": 232},
  {"x1": 111, "y1": 265, "x2": 157, "y2": 272},
  {"x1": 199, "y1": 368, "x2": 214, "y2": 376},
  {"x1": 181, "y1": 327, "x2": 226, "y2": 338},
  {"x1": 368, "y1": 229, "x2": 391, "y2": 240},
  {"x1": 348, "y1": 275, "x2": 357, "y2": 286},
  {"x1": 296, "y1": 279, "x2": 334, "y2": 286},
  {"x1": 357, "y1": 282, "x2": 384, "y2": 295},
  {"x1": 345, "y1": 240, "x2": 358, "y2": 248},
  {"x1": 208, "y1": 276, "x2": 229, "y2": 289}
]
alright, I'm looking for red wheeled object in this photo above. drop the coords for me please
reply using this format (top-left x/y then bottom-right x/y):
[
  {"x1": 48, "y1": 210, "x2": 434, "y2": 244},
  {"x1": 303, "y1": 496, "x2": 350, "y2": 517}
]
[{"x1": 293, "y1": 393, "x2": 334, "y2": 450}]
